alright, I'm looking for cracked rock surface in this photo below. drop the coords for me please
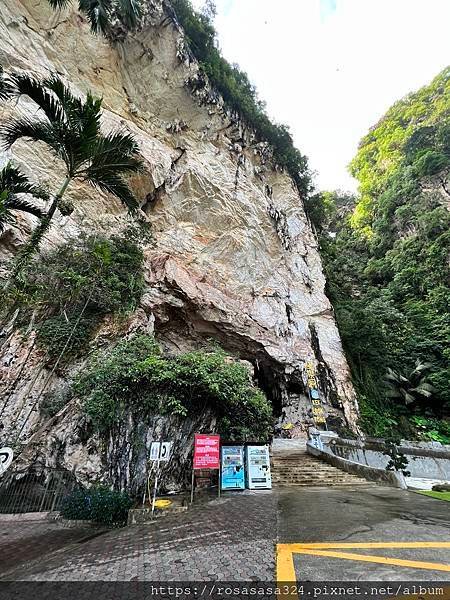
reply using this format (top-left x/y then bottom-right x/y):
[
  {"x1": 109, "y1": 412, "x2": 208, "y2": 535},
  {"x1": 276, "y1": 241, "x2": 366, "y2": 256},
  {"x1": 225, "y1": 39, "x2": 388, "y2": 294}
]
[{"x1": 0, "y1": 0, "x2": 359, "y2": 489}]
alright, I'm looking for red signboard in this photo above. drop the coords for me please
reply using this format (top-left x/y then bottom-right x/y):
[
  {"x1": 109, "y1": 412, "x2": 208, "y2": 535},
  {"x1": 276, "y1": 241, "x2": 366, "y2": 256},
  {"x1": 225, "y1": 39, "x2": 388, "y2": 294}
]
[{"x1": 193, "y1": 434, "x2": 220, "y2": 470}]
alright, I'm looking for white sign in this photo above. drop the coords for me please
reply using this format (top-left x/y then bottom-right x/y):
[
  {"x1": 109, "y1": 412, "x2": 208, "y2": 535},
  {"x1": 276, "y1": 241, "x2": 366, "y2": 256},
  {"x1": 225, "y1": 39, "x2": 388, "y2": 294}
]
[
  {"x1": 160, "y1": 442, "x2": 172, "y2": 462},
  {"x1": 149, "y1": 441, "x2": 172, "y2": 462},
  {"x1": 149, "y1": 442, "x2": 161, "y2": 461},
  {"x1": 0, "y1": 447, "x2": 13, "y2": 475}
]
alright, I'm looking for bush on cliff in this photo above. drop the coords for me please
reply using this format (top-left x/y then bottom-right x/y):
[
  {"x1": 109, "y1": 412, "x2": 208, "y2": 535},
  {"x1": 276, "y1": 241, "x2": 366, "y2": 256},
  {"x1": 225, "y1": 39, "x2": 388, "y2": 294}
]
[
  {"x1": 74, "y1": 335, "x2": 272, "y2": 441},
  {"x1": 5, "y1": 232, "x2": 145, "y2": 361}
]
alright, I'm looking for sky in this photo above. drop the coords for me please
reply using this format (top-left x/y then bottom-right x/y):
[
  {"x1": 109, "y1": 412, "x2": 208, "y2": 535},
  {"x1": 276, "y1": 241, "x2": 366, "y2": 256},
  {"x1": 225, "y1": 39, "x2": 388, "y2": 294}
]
[{"x1": 191, "y1": 0, "x2": 450, "y2": 192}]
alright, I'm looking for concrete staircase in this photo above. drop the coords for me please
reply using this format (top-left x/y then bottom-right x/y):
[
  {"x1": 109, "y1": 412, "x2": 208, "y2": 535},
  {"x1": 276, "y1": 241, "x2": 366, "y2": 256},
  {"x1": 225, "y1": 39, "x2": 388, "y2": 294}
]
[{"x1": 271, "y1": 440, "x2": 371, "y2": 487}]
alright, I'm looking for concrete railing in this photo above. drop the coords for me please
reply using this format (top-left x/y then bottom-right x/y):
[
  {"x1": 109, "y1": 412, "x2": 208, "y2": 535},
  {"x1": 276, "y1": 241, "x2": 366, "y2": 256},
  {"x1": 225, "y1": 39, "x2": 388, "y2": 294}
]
[
  {"x1": 306, "y1": 441, "x2": 407, "y2": 489},
  {"x1": 326, "y1": 437, "x2": 450, "y2": 481}
]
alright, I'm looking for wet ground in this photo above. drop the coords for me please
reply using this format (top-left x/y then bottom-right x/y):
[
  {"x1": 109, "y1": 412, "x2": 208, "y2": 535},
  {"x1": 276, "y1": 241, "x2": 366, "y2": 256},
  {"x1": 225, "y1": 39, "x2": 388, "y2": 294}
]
[
  {"x1": 0, "y1": 486, "x2": 449, "y2": 583},
  {"x1": 277, "y1": 485, "x2": 450, "y2": 582}
]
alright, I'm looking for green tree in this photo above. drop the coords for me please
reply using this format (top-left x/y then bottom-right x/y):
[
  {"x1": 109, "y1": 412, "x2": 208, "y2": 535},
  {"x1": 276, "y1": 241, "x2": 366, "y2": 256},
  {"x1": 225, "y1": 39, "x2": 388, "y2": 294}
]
[
  {"x1": 316, "y1": 67, "x2": 450, "y2": 438},
  {"x1": 0, "y1": 72, "x2": 144, "y2": 270},
  {"x1": 384, "y1": 361, "x2": 436, "y2": 407},
  {"x1": 0, "y1": 163, "x2": 48, "y2": 232},
  {"x1": 75, "y1": 335, "x2": 273, "y2": 441}
]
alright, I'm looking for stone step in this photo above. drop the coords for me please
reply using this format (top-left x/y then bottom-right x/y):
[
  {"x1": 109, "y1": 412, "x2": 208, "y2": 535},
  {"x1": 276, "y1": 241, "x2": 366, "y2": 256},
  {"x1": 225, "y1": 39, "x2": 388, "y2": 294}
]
[
  {"x1": 272, "y1": 466, "x2": 343, "y2": 472},
  {"x1": 272, "y1": 478, "x2": 366, "y2": 484},
  {"x1": 270, "y1": 447, "x2": 371, "y2": 489},
  {"x1": 274, "y1": 481, "x2": 371, "y2": 487},
  {"x1": 272, "y1": 473, "x2": 367, "y2": 480}
]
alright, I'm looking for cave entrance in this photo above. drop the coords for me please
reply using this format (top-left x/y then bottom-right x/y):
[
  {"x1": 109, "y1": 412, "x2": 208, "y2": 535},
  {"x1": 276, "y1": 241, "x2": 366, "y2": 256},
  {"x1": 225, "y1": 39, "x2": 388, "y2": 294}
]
[{"x1": 253, "y1": 360, "x2": 284, "y2": 419}]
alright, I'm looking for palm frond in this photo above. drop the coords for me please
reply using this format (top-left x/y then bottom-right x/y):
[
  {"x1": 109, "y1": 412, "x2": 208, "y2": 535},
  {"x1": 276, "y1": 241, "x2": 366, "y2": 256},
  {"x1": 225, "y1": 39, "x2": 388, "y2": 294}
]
[
  {"x1": 411, "y1": 361, "x2": 433, "y2": 375},
  {"x1": 9, "y1": 72, "x2": 66, "y2": 125},
  {"x1": 48, "y1": 0, "x2": 72, "y2": 9},
  {"x1": 118, "y1": 0, "x2": 142, "y2": 29},
  {"x1": 47, "y1": 0, "x2": 72, "y2": 7},
  {"x1": 0, "y1": 190, "x2": 12, "y2": 232},
  {"x1": 70, "y1": 92, "x2": 102, "y2": 160},
  {"x1": 42, "y1": 74, "x2": 80, "y2": 118},
  {"x1": 78, "y1": 0, "x2": 113, "y2": 34},
  {"x1": 403, "y1": 391, "x2": 416, "y2": 405},
  {"x1": 86, "y1": 171, "x2": 139, "y2": 212},
  {"x1": 384, "y1": 371, "x2": 400, "y2": 383},
  {"x1": 0, "y1": 164, "x2": 46, "y2": 232},
  {"x1": 0, "y1": 162, "x2": 49, "y2": 201},
  {"x1": 410, "y1": 383, "x2": 436, "y2": 398},
  {"x1": 5, "y1": 196, "x2": 45, "y2": 220},
  {"x1": 83, "y1": 131, "x2": 143, "y2": 175},
  {"x1": 0, "y1": 117, "x2": 70, "y2": 167}
]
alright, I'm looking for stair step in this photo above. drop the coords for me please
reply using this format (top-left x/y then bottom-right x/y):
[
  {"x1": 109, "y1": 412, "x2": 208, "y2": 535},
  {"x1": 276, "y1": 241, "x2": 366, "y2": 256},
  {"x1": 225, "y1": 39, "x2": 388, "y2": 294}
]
[
  {"x1": 270, "y1": 447, "x2": 372, "y2": 489},
  {"x1": 273, "y1": 478, "x2": 364, "y2": 481}
]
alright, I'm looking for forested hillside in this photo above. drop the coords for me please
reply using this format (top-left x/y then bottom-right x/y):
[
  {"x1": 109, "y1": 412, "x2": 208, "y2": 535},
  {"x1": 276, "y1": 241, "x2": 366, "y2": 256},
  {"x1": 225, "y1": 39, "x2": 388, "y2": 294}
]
[{"x1": 310, "y1": 67, "x2": 450, "y2": 442}]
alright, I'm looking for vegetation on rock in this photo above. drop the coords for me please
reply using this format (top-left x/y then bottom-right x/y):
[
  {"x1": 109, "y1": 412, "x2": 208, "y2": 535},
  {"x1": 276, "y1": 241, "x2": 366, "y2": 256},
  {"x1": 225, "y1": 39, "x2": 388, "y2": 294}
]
[
  {"x1": 47, "y1": 0, "x2": 142, "y2": 36},
  {"x1": 44, "y1": 0, "x2": 311, "y2": 196},
  {"x1": 6, "y1": 233, "x2": 145, "y2": 361},
  {"x1": 169, "y1": 0, "x2": 312, "y2": 197},
  {"x1": 311, "y1": 67, "x2": 450, "y2": 442},
  {"x1": 74, "y1": 334, "x2": 273, "y2": 441}
]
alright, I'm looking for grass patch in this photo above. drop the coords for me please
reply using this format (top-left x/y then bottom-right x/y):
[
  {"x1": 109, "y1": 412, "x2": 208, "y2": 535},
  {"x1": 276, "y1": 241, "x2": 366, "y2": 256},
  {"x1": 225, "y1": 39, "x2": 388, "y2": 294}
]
[{"x1": 417, "y1": 491, "x2": 450, "y2": 502}]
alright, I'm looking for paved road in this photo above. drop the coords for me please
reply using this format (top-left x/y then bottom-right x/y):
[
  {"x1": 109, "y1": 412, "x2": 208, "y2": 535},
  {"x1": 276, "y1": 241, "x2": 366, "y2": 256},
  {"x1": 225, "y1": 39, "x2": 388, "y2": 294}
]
[
  {"x1": 0, "y1": 486, "x2": 449, "y2": 585},
  {"x1": 0, "y1": 491, "x2": 276, "y2": 581},
  {"x1": 277, "y1": 485, "x2": 450, "y2": 583}
]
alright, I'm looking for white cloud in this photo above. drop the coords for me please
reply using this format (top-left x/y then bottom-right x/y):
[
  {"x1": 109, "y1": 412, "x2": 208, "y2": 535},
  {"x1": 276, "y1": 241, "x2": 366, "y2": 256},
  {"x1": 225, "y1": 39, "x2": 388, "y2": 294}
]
[{"x1": 191, "y1": 0, "x2": 450, "y2": 192}]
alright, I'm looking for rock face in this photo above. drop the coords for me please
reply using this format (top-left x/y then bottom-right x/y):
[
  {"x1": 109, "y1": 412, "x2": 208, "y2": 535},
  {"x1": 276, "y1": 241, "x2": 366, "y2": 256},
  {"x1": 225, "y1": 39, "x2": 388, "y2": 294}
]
[{"x1": 0, "y1": 0, "x2": 359, "y2": 491}]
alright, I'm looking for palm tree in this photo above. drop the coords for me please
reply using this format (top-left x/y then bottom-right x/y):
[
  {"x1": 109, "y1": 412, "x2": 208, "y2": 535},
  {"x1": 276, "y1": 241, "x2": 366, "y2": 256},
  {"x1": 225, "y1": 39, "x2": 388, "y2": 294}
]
[
  {"x1": 384, "y1": 360, "x2": 436, "y2": 406},
  {"x1": 47, "y1": 0, "x2": 142, "y2": 36},
  {"x1": 0, "y1": 71, "x2": 144, "y2": 270},
  {"x1": 0, "y1": 163, "x2": 48, "y2": 233}
]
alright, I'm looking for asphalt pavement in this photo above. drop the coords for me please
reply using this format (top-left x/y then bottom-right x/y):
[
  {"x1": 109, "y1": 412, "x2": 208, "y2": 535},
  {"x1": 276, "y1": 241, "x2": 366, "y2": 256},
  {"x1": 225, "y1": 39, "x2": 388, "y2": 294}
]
[{"x1": 0, "y1": 485, "x2": 449, "y2": 585}]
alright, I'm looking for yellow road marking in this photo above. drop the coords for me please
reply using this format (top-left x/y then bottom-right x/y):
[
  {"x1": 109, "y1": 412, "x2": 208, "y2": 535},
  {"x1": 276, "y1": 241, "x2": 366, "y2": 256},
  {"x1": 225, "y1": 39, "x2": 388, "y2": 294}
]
[
  {"x1": 277, "y1": 544, "x2": 297, "y2": 582},
  {"x1": 276, "y1": 541, "x2": 450, "y2": 583},
  {"x1": 292, "y1": 548, "x2": 450, "y2": 572},
  {"x1": 289, "y1": 541, "x2": 450, "y2": 550}
]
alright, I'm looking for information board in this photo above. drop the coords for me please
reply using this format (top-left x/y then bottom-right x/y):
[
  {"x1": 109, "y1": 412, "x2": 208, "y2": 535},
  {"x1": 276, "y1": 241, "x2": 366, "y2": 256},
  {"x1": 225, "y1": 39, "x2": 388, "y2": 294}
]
[{"x1": 193, "y1": 434, "x2": 220, "y2": 470}]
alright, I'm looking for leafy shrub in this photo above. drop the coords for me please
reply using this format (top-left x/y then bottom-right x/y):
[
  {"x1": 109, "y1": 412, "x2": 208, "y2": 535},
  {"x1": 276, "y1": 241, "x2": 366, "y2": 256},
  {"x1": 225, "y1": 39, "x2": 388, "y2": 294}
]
[
  {"x1": 410, "y1": 416, "x2": 450, "y2": 445},
  {"x1": 383, "y1": 440, "x2": 411, "y2": 477},
  {"x1": 60, "y1": 486, "x2": 132, "y2": 525},
  {"x1": 6, "y1": 232, "x2": 144, "y2": 362},
  {"x1": 37, "y1": 315, "x2": 98, "y2": 361},
  {"x1": 74, "y1": 335, "x2": 272, "y2": 441},
  {"x1": 358, "y1": 395, "x2": 399, "y2": 438}
]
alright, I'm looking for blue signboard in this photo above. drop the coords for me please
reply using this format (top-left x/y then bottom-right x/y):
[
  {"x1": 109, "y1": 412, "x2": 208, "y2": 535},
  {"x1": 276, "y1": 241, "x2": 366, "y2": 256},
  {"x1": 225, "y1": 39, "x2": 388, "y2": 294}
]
[{"x1": 221, "y1": 446, "x2": 245, "y2": 489}]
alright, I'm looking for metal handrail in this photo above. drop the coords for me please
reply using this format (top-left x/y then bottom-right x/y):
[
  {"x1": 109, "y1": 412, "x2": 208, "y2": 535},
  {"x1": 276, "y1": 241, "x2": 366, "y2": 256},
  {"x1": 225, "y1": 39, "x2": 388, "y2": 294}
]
[{"x1": 0, "y1": 465, "x2": 80, "y2": 514}]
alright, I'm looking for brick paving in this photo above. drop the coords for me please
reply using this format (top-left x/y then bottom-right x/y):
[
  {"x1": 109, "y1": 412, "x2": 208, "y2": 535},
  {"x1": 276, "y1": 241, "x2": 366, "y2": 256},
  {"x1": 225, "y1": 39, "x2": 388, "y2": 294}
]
[
  {"x1": 0, "y1": 520, "x2": 98, "y2": 575},
  {"x1": 0, "y1": 491, "x2": 277, "y2": 581}
]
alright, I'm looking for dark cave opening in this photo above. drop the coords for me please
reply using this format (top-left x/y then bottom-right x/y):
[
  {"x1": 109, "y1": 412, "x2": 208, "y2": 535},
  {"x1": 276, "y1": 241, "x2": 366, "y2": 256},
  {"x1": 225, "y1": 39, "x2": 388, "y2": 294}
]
[{"x1": 253, "y1": 360, "x2": 284, "y2": 418}]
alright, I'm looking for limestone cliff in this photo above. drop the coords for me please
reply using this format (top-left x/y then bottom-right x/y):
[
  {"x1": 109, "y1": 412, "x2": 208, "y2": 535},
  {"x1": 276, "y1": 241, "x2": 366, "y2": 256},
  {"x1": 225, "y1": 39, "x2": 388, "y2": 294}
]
[{"x1": 0, "y1": 0, "x2": 359, "y2": 490}]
